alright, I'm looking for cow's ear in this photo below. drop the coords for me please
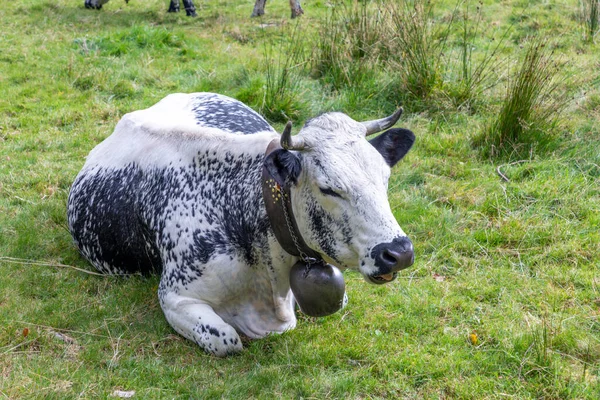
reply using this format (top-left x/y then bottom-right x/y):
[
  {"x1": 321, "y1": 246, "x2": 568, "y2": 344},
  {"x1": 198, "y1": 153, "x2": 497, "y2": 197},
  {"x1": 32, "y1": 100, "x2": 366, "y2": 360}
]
[
  {"x1": 264, "y1": 149, "x2": 302, "y2": 187},
  {"x1": 368, "y1": 128, "x2": 415, "y2": 167}
]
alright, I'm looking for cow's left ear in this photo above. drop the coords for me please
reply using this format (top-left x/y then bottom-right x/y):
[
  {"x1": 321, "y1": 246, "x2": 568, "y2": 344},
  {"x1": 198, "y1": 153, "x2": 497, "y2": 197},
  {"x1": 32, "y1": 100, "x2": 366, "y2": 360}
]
[
  {"x1": 368, "y1": 128, "x2": 415, "y2": 167},
  {"x1": 264, "y1": 149, "x2": 302, "y2": 187}
]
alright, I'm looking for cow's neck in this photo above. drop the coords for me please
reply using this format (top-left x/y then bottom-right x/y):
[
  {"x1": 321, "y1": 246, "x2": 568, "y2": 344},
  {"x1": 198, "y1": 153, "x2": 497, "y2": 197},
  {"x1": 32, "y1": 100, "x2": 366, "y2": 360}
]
[{"x1": 261, "y1": 139, "x2": 322, "y2": 263}]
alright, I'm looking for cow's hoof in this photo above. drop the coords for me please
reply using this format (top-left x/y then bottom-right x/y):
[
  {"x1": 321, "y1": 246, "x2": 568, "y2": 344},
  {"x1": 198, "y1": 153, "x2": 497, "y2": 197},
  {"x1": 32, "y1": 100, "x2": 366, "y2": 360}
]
[
  {"x1": 291, "y1": 7, "x2": 304, "y2": 18},
  {"x1": 185, "y1": 8, "x2": 197, "y2": 17},
  {"x1": 168, "y1": 6, "x2": 180, "y2": 13},
  {"x1": 251, "y1": 10, "x2": 265, "y2": 17}
]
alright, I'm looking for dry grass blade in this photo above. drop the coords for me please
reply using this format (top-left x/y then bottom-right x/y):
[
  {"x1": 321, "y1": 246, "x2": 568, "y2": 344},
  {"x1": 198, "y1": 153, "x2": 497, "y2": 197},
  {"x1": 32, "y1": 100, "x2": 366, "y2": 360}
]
[
  {"x1": 496, "y1": 159, "x2": 531, "y2": 182},
  {"x1": 0, "y1": 256, "x2": 133, "y2": 276}
]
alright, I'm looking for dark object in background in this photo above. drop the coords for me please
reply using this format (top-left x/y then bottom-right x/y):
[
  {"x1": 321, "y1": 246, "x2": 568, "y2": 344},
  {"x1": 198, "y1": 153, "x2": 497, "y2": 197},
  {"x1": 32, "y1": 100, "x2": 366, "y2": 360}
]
[{"x1": 84, "y1": 0, "x2": 304, "y2": 18}]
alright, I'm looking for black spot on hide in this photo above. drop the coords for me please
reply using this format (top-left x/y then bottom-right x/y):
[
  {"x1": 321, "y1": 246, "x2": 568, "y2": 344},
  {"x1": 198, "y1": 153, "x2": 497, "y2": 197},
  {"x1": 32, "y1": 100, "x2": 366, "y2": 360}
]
[
  {"x1": 68, "y1": 164, "x2": 162, "y2": 275},
  {"x1": 192, "y1": 93, "x2": 274, "y2": 135}
]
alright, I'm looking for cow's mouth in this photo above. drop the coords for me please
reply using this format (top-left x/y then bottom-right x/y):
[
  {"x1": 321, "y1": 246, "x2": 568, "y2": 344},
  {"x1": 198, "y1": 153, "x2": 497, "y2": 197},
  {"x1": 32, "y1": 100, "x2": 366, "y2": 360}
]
[{"x1": 367, "y1": 272, "x2": 397, "y2": 285}]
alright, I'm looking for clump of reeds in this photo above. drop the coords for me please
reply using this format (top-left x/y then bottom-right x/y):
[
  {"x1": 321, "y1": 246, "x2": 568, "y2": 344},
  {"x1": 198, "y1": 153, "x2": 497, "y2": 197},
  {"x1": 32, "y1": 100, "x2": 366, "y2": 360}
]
[
  {"x1": 444, "y1": 2, "x2": 509, "y2": 111},
  {"x1": 261, "y1": 26, "x2": 306, "y2": 123},
  {"x1": 474, "y1": 39, "x2": 568, "y2": 159},
  {"x1": 581, "y1": 0, "x2": 600, "y2": 42},
  {"x1": 311, "y1": 1, "x2": 386, "y2": 91},
  {"x1": 387, "y1": 1, "x2": 453, "y2": 100}
]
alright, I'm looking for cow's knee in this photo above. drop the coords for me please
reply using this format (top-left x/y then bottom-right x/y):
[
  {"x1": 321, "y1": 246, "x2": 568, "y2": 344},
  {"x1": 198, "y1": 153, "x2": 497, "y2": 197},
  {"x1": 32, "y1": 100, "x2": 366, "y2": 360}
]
[{"x1": 289, "y1": 0, "x2": 303, "y2": 18}]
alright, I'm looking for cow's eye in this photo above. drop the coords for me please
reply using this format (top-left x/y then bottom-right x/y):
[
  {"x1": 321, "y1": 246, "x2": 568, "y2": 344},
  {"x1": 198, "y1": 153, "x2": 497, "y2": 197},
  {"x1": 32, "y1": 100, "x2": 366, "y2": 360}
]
[{"x1": 319, "y1": 187, "x2": 343, "y2": 198}]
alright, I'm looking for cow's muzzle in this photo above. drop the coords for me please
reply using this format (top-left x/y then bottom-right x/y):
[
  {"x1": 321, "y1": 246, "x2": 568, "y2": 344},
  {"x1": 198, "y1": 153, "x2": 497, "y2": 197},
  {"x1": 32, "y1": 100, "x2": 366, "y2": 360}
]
[{"x1": 368, "y1": 237, "x2": 414, "y2": 285}]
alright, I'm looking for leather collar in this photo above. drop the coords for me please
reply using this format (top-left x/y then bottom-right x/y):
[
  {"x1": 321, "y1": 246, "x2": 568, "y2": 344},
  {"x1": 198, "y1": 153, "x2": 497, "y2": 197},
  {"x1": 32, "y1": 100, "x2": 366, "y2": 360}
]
[{"x1": 261, "y1": 139, "x2": 322, "y2": 261}]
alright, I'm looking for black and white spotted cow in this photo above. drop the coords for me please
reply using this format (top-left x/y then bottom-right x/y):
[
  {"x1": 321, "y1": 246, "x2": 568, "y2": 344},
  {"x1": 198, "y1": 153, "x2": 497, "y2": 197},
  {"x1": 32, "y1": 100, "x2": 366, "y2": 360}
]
[
  {"x1": 84, "y1": 0, "x2": 304, "y2": 18},
  {"x1": 67, "y1": 92, "x2": 415, "y2": 356}
]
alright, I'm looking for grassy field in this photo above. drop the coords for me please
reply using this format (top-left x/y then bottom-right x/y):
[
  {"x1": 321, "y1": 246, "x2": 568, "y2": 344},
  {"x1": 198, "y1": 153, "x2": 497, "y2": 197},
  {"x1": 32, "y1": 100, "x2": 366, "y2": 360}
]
[{"x1": 1, "y1": 0, "x2": 599, "y2": 398}]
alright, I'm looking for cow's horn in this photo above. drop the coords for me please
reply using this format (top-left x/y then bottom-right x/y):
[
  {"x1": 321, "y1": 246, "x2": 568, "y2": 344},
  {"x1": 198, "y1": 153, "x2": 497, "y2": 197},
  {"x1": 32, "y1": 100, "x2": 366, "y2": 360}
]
[
  {"x1": 362, "y1": 107, "x2": 404, "y2": 136},
  {"x1": 280, "y1": 121, "x2": 306, "y2": 151}
]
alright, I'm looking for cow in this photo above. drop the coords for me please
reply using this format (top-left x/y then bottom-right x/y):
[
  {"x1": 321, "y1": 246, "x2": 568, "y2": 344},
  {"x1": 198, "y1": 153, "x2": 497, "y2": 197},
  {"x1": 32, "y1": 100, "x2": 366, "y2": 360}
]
[
  {"x1": 67, "y1": 92, "x2": 415, "y2": 356},
  {"x1": 84, "y1": 0, "x2": 304, "y2": 18}
]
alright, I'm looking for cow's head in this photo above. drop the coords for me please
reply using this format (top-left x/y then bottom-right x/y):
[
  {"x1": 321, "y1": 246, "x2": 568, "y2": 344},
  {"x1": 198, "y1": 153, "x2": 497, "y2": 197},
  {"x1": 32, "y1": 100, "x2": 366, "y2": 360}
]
[{"x1": 264, "y1": 109, "x2": 415, "y2": 284}]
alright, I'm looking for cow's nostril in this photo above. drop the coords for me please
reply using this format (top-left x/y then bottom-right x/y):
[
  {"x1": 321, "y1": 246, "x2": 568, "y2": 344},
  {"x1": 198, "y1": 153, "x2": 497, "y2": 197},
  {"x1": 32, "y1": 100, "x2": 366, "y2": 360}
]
[{"x1": 382, "y1": 249, "x2": 401, "y2": 265}]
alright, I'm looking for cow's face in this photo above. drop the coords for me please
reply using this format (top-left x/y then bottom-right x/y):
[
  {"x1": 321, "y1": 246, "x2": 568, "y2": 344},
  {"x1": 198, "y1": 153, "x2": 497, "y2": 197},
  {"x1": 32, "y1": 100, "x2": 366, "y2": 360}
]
[{"x1": 265, "y1": 112, "x2": 415, "y2": 284}]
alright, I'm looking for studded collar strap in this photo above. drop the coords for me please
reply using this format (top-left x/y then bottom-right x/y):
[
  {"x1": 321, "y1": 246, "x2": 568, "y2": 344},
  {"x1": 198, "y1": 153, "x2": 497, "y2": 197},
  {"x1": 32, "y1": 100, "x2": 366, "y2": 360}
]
[{"x1": 262, "y1": 139, "x2": 322, "y2": 261}]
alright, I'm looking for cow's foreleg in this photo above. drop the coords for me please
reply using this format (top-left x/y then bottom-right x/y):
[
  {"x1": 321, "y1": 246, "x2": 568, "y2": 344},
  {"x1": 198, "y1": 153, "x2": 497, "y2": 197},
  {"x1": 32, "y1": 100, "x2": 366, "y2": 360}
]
[
  {"x1": 182, "y1": 0, "x2": 197, "y2": 17},
  {"x1": 289, "y1": 0, "x2": 303, "y2": 18},
  {"x1": 168, "y1": 0, "x2": 180, "y2": 13},
  {"x1": 160, "y1": 292, "x2": 242, "y2": 356},
  {"x1": 251, "y1": 0, "x2": 267, "y2": 17}
]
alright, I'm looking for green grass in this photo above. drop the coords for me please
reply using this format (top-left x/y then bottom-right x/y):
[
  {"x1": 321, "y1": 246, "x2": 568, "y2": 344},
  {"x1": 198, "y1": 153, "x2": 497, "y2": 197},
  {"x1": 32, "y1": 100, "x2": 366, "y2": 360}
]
[
  {"x1": 1, "y1": 0, "x2": 600, "y2": 398},
  {"x1": 581, "y1": 0, "x2": 600, "y2": 41}
]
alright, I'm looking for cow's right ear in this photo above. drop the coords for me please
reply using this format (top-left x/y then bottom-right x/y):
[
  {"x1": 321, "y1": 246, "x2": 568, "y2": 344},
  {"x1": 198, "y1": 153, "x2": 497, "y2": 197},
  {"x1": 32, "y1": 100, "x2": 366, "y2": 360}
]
[{"x1": 264, "y1": 149, "x2": 302, "y2": 187}]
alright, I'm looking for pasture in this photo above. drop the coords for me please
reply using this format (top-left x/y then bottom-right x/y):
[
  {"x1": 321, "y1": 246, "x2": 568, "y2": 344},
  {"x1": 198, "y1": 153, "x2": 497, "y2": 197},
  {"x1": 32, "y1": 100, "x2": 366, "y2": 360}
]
[{"x1": 1, "y1": 0, "x2": 599, "y2": 398}]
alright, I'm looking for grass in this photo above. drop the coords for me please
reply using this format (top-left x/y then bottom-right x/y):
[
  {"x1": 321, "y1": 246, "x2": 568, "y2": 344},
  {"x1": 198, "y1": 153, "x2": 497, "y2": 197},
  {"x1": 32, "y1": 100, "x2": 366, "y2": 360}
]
[
  {"x1": 443, "y1": 2, "x2": 510, "y2": 111},
  {"x1": 387, "y1": 0, "x2": 454, "y2": 102},
  {"x1": 1, "y1": 0, "x2": 600, "y2": 398},
  {"x1": 581, "y1": 0, "x2": 600, "y2": 41},
  {"x1": 310, "y1": 1, "x2": 382, "y2": 92},
  {"x1": 259, "y1": 24, "x2": 306, "y2": 123},
  {"x1": 474, "y1": 38, "x2": 569, "y2": 159}
]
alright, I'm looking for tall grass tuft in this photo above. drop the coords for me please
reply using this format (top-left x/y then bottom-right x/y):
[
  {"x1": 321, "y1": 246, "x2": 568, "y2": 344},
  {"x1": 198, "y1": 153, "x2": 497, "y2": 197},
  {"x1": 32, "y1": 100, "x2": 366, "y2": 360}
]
[
  {"x1": 311, "y1": 1, "x2": 385, "y2": 91},
  {"x1": 387, "y1": 1, "x2": 454, "y2": 101},
  {"x1": 311, "y1": 6, "x2": 348, "y2": 89},
  {"x1": 514, "y1": 319, "x2": 559, "y2": 383},
  {"x1": 581, "y1": 0, "x2": 600, "y2": 41},
  {"x1": 444, "y1": 3, "x2": 509, "y2": 111},
  {"x1": 474, "y1": 38, "x2": 568, "y2": 159},
  {"x1": 260, "y1": 27, "x2": 306, "y2": 123}
]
